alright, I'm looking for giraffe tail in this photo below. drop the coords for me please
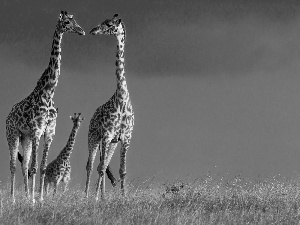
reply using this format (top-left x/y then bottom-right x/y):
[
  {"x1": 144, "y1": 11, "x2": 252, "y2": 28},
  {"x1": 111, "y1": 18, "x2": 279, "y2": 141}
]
[
  {"x1": 17, "y1": 152, "x2": 31, "y2": 179},
  {"x1": 17, "y1": 152, "x2": 23, "y2": 163}
]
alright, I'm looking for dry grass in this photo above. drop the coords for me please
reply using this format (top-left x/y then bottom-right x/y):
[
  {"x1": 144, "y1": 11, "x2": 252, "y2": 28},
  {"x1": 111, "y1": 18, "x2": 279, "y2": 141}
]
[{"x1": 1, "y1": 175, "x2": 300, "y2": 224}]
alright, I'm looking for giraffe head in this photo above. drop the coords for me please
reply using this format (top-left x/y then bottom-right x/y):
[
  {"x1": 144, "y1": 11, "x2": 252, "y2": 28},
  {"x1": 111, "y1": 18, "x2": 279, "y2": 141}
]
[
  {"x1": 70, "y1": 113, "x2": 85, "y2": 127},
  {"x1": 90, "y1": 14, "x2": 124, "y2": 36},
  {"x1": 57, "y1": 11, "x2": 85, "y2": 35}
]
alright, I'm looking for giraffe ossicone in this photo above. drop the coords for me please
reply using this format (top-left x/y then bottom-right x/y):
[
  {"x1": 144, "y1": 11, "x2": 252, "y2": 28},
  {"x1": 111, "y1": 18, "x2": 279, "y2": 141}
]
[
  {"x1": 6, "y1": 11, "x2": 85, "y2": 204},
  {"x1": 85, "y1": 14, "x2": 134, "y2": 200}
]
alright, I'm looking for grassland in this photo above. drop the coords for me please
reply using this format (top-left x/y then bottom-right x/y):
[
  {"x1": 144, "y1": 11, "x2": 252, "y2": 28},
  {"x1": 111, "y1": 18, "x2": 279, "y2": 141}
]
[{"x1": 1, "y1": 175, "x2": 300, "y2": 224}]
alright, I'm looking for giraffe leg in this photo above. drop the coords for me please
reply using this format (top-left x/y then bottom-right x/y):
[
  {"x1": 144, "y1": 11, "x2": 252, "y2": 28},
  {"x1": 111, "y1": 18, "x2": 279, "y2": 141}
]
[
  {"x1": 96, "y1": 139, "x2": 116, "y2": 200},
  {"x1": 44, "y1": 179, "x2": 49, "y2": 196},
  {"x1": 29, "y1": 133, "x2": 42, "y2": 204},
  {"x1": 17, "y1": 152, "x2": 32, "y2": 179},
  {"x1": 40, "y1": 119, "x2": 56, "y2": 201},
  {"x1": 85, "y1": 140, "x2": 99, "y2": 198},
  {"x1": 63, "y1": 181, "x2": 69, "y2": 192},
  {"x1": 53, "y1": 181, "x2": 58, "y2": 196},
  {"x1": 120, "y1": 133, "x2": 133, "y2": 196},
  {"x1": 95, "y1": 146, "x2": 105, "y2": 201},
  {"x1": 53, "y1": 176, "x2": 63, "y2": 196},
  {"x1": 20, "y1": 135, "x2": 32, "y2": 197},
  {"x1": 63, "y1": 172, "x2": 70, "y2": 192},
  {"x1": 106, "y1": 142, "x2": 118, "y2": 187},
  {"x1": 106, "y1": 165, "x2": 116, "y2": 187},
  {"x1": 7, "y1": 131, "x2": 19, "y2": 203}
]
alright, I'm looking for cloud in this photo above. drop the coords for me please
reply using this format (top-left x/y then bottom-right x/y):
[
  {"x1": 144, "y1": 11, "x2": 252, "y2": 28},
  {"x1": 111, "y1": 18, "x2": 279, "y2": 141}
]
[{"x1": 127, "y1": 13, "x2": 300, "y2": 77}]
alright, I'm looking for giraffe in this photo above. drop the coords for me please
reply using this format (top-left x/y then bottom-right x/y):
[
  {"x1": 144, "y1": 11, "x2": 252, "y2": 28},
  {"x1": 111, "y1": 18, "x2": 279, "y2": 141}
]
[
  {"x1": 43, "y1": 113, "x2": 84, "y2": 195},
  {"x1": 5, "y1": 11, "x2": 85, "y2": 203},
  {"x1": 85, "y1": 14, "x2": 134, "y2": 200}
]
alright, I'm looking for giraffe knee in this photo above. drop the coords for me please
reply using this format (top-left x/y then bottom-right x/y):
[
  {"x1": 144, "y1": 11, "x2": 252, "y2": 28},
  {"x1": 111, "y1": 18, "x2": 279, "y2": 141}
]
[
  {"x1": 40, "y1": 167, "x2": 46, "y2": 175},
  {"x1": 119, "y1": 169, "x2": 126, "y2": 179},
  {"x1": 97, "y1": 167, "x2": 104, "y2": 177},
  {"x1": 30, "y1": 168, "x2": 37, "y2": 175},
  {"x1": 10, "y1": 164, "x2": 16, "y2": 174},
  {"x1": 30, "y1": 159, "x2": 38, "y2": 169}
]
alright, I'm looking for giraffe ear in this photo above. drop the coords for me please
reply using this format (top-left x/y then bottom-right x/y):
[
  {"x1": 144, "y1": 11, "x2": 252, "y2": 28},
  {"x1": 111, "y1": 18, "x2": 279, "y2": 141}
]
[
  {"x1": 59, "y1": 11, "x2": 66, "y2": 21},
  {"x1": 116, "y1": 18, "x2": 122, "y2": 26}
]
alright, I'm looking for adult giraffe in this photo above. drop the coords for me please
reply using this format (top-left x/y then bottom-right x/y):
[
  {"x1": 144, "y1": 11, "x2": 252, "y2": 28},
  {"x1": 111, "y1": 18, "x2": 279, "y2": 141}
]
[
  {"x1": 6, "y1": 11, "x2": 85, "y2": 203},
  {"x1": 85, "y1": 14, "x2": 134, "y2": 200}
]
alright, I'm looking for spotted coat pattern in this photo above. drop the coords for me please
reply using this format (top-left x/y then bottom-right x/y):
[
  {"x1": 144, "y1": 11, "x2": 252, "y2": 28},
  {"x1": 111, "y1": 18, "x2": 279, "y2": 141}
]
[
  {"x1": 85, "y1": 14, "x2": 134, "y2": 200},
  {"x1": 44, "y1": 113, "x2": 84, "y2": 194},
  {"x1": 5, "y1": 11, "x2": 85, "y2": 203}
]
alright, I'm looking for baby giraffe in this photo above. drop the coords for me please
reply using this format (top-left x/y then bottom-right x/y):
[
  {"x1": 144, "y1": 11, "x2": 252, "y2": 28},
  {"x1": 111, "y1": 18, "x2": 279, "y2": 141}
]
[{"x1": 44, "y1": 113, "x2": 84, "y2": 195}]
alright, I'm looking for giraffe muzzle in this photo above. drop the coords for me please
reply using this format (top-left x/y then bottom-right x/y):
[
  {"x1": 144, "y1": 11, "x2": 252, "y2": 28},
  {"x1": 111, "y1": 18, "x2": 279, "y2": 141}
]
[{"x1": 74, "y1": 26, "x2": 85, "y2": 35}]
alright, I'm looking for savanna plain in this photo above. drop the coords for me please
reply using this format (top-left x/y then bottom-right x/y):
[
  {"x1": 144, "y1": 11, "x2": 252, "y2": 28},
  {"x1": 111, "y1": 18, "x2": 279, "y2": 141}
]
[{"x1": 1, "y1": 174, "x2": 300, "y2": 224}]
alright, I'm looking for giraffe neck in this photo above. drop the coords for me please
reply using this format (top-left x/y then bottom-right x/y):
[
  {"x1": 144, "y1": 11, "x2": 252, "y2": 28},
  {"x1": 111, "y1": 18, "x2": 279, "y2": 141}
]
[
  {"x1": 58, "y1": 124, "x2": 80, "y2": 159},
  {"x1": 33, "y1": 26, "x2": 63, "y2": 99},
  {"x1": 115, "y1": 23, "x2": 129, "y2": 100}
]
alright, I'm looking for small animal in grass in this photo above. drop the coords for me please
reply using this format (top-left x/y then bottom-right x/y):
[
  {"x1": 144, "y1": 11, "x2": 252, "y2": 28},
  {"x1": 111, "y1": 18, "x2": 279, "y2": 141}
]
[{"x1": 163, "y1": 182, "x2": 185, "y2": 198}]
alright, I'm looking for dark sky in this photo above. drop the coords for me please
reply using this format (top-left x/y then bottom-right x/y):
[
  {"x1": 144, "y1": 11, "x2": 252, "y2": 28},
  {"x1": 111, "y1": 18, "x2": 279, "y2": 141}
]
[{"x1": 1, "y1": 0, "x2": 300, "y2": 189}]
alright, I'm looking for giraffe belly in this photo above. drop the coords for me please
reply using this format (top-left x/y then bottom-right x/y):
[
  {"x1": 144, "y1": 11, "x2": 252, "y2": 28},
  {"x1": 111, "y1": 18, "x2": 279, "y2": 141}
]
[
  {"x1": 19, "y1": 126, "x2": 31, "y2": 135},
  {"x1": 19, "y1": 118, "x2": 49, "y2": 139}
]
